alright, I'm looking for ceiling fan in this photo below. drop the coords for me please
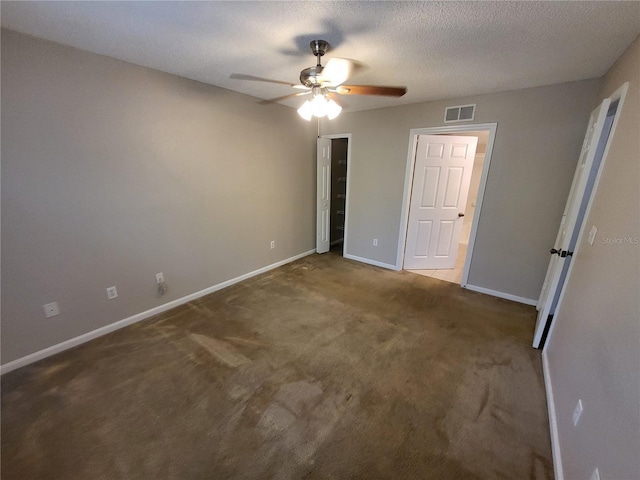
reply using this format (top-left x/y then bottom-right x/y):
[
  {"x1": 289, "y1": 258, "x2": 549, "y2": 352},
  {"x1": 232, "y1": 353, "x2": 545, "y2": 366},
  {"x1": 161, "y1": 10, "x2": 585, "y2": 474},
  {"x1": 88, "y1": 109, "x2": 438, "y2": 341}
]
[{"x1": 230, "y1": 40, "x2": 407, "y2": 120}]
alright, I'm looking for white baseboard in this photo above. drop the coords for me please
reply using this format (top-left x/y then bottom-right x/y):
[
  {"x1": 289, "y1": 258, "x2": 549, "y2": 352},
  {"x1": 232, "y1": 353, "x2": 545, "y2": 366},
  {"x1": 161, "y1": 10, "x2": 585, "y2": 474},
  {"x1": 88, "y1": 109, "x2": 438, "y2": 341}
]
[
  {"x1": 343, "y1": 253, "x2": 400, "y2": 271},
  {"x1": 0, "y1": 249, "x2": 315, "y2": 375},
  {"x1": 463, "y1": 284, "x2": 537, "y2": 305},
  {"x1": 542, "y1": 351, "x2": 564, "y2": 480}
]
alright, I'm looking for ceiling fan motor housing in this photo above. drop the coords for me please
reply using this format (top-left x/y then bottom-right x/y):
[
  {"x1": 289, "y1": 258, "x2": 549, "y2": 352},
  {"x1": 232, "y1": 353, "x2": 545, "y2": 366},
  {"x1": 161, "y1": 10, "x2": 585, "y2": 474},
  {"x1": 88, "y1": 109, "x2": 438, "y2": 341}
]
[
  {"x1": 300, "y1": 66, "x2": 324, "y2": 87},
  {"x1": 300, "y1": 40, "x2": 330, "y2": 87}
]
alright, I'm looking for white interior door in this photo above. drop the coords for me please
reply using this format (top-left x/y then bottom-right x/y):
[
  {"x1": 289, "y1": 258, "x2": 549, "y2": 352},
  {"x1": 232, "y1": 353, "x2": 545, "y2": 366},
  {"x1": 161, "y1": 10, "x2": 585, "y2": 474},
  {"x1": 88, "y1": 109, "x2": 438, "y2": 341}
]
[
  {"x1": 404, "y1": 135, "x2": 477, "y2": 270},
  {"x1": 316, "y1": 138, "x2": 331, "y2": 254},
  {"x1": 533, "y1": 98, "x2": 611, "y2": 348}
]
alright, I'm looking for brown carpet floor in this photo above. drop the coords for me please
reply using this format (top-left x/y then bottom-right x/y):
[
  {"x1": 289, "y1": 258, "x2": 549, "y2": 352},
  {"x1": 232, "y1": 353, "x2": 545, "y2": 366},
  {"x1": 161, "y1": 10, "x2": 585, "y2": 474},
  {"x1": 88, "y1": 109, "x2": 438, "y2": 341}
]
[{"x1": 1, "y1": 252, "x2": 553, "y2": 479}]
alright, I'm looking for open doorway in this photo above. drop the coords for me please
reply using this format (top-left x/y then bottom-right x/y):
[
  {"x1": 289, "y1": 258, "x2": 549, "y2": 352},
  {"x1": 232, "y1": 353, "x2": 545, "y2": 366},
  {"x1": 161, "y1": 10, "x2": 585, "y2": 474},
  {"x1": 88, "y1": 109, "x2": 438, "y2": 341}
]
[
  {"x1": 330, "y1": 138, "x2": 348, "y2": 255},
  {"x1": 318, "y1": 134, "x2": 351, "y2": 256},
  {"x1": 410, "y1": 131, "x2": 488, "y2": 283},
  {"x1": 397, "y1": 124, "x2": 497, "y2": 286}
]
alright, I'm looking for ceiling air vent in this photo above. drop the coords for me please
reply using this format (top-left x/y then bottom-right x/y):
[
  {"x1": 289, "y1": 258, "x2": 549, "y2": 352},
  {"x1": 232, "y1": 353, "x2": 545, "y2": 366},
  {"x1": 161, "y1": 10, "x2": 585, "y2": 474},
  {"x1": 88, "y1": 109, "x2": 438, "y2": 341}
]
[{"x1": 444, "y1": 104, "x2": 475, "y2": 123}]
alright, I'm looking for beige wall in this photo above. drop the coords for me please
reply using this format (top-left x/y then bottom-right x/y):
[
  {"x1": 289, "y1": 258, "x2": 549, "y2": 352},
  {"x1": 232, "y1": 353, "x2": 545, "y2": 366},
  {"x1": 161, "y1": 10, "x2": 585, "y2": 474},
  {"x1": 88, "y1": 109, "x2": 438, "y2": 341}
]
[
  {"x1": 545, "y1": 36, "x2": 640, "y2": 479},
  {"x1": 322, "y1": 79, "x2": 600, "y2": 300},
  {"x1": 1, "y1": 30, "x2": 316, "y2": 364}
]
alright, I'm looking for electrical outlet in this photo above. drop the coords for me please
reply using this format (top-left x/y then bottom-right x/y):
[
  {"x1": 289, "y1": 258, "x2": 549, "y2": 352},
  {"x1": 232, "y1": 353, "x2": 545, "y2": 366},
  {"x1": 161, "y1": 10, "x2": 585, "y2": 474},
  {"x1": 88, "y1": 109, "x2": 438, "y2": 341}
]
[
  {"x1": 573, "y1": 399, "x2": 583, "y2": 426},
  {"x1": 156, "y1": 272, "x2": 164, "y2": 285},
  {"x1": 373, "y1": 239, "x2": 378, "y2": 246},
  {"x1": 590, "y1": 467, "x2": 601, "y2": 480},
  {"x1": 43, "y1": 302, "x2": 60, "y2": 318},
  {"x1": 270, "y1": 240, "x2": 275, "y2": 249},
  {"x1": 106, "y1": 286, "x2": 118, "y2": 300}
]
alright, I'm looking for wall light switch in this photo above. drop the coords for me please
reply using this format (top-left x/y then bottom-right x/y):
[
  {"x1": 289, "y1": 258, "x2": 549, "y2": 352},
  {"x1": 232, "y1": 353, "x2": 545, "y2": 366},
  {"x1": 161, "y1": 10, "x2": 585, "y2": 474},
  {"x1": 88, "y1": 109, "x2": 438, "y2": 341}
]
[
  {"x1": 156, "y1": 272, "x2": 164, "y2": 285},
  {"x1": 373, "y1": 239, "x2": 378, "y2": 246},
  {"x1": 588, "y1": 225, "x2": 597, "y2": 245}
]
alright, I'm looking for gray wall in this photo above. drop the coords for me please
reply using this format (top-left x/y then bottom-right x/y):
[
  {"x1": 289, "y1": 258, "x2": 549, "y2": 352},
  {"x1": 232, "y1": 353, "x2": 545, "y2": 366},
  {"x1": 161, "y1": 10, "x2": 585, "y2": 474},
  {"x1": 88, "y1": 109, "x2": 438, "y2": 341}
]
[
  {"x1": 1, "y1": 30, "x2": 316, "y2": 364},
  {"x1": 545, "y1": 36, "x2": 640, "y2": 479},
  {"x1": 322, "y1": 80, "x2": 601, "y2": 301}
]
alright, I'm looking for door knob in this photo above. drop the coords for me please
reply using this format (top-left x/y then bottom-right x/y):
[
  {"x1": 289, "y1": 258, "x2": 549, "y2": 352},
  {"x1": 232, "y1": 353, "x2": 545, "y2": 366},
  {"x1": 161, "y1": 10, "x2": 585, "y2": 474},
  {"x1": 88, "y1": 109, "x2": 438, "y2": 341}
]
[
  {"x1": 458, "y1": 212, "x2": 465, "y2": 217},
  {"x1": 550, "y1": 248, "x2": 573, "y2": 257}
]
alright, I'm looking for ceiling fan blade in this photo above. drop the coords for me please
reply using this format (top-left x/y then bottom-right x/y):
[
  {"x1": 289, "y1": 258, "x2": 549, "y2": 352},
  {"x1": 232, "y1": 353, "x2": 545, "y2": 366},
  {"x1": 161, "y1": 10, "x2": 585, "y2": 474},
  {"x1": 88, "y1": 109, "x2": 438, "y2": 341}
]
[
  {"x1": 335, "y1": 85, "x2": 407, "y2": 97},
  {"x1": 258, "y1": 91, "x2": 310, "y2": 105},
  {"x1": 321, "y1": 58, "x2": 355, "y2": 86},
  {"x1": 326, "y1": 92, "x2": 344, "y2": 107},
  {"x1": 230, "y1": 73, "x2": 297, "y2": 87}
]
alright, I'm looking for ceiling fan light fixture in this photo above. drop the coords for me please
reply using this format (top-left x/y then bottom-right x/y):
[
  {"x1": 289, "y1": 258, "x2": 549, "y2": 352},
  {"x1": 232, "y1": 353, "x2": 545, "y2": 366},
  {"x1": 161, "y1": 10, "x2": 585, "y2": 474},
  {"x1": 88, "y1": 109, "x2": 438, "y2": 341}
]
[
  {"x1": 297, "y1": 100, "x2": 314, "y2": 121},
  {"x1": 297, "y1": 91, "x2": 341, "y2": 121},
  {"x1": 310, "y1": 94, "x2": 329, "y2": 117},
  {"x1": 326, "y1": 98, "x2": 342, "y2": 120}
]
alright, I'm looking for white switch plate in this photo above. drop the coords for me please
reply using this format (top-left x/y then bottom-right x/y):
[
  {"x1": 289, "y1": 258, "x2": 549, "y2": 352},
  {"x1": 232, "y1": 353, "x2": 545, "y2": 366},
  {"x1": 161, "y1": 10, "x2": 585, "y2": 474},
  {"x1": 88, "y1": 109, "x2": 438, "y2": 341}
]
[
  {"x1": 156, "y1": 272, "x2": 164, "y2": 285},
  {"x1": 573, "y1": 399, "x2": 583, "y2": 426},
  {"x1": 43, "y1": 302, "x2": 60, "y2": 318},
  {"x1": 588, "y1": 225, "x2": 598, "y2": 245},
  {"x1": 373, "y1": 239, "x2": 378, "y2": 246},
  {"x1": 106, "y1": 286, "x2": 118, "y2": 300},
  {"x1": 590, "y1": 467, "x2": 601, "y2": 480},
  {"x1": 270, "y1": 241, "x2": 275, "y2": 249}
]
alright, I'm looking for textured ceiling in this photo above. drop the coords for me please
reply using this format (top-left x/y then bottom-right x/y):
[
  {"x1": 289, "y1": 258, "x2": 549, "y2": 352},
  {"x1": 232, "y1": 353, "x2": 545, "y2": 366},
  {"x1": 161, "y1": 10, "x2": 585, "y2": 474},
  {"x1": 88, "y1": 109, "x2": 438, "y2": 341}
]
[{"x1": 2, "y1": 1, "x2": 639, "y2": 113}]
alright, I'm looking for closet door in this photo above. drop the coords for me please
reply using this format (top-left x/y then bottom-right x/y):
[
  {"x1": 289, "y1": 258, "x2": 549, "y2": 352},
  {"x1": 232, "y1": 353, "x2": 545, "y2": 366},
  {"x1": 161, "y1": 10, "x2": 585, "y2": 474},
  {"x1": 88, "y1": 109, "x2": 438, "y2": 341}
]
[{"x1": 316, "y1": 138, "x2": 331, "y2": 254}]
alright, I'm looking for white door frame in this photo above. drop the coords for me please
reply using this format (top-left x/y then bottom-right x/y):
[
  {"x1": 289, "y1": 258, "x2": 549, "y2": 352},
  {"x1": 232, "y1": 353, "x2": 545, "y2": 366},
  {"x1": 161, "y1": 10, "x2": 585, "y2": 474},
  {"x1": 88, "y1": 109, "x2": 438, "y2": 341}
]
[
  {"x1": 320, "y1": 134, "x2": 352, "y2": 255},
  {"x1": 397, "y1": 123, "x2": 498, "y2": 287}
]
